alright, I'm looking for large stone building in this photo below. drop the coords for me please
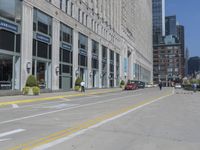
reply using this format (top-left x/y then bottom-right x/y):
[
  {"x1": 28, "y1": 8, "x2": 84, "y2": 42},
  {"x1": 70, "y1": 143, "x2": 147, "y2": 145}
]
[{"x1": 0, "y1": 0, "x2": 152, "y2": 91}]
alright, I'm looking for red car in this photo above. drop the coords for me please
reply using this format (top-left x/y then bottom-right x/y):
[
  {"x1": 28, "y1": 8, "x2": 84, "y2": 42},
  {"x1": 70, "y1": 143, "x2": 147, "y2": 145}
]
[{"x1": 124, "y1": 83, "x2": 138, "y2": 90}]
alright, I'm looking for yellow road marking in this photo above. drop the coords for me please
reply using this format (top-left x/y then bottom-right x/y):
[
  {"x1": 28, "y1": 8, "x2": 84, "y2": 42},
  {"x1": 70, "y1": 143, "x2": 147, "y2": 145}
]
[
  {"x1": 0, "y1": 89, "x2": 120, "y2": 107},
  {"x1": 9, "y1": 90, "x2": 173, "y2": 150}
]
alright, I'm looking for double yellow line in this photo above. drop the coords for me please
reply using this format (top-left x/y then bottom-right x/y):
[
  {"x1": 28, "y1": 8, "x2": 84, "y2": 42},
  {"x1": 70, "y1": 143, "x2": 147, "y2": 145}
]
[
  {"x1": 9, "y1": 90, "x2": 173, "y2": 150},
  {"x1": 0, "y1": 89, "x2": 120, "y2": 107}
]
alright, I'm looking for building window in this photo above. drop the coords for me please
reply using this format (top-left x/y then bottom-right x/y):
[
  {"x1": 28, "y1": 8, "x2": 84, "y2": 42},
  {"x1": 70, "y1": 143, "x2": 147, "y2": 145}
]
[
  {"x1": 82, "y1": 12, "x2": 84, "y2": 24},
  {"x1": 60, "y1": 23, "x2": 73, "y2": 44},
  {"x1": 70, "y1": 3, "x2": 73, "y2": 16},
  {"x1": 78, "y1": 33, "x2": 88, "y2": 67},
  {"x1": 86, "y1": 15, "x2": 88, "y2": 26},
  {"x1": 60, "y1": 0, "x2": 63, "y2": 9},
  {"x1": 78, "y1": 9, "x2": 81, "y2": 22},
  {"x1": 65, "y1": 0, "x2": 68, "y2": 13}
]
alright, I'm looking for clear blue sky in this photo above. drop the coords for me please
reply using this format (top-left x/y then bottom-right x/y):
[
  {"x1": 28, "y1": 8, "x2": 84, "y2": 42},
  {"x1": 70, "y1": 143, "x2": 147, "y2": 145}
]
[{"x1": 166, "y1": 0, "x2": 200, "y2": 57}]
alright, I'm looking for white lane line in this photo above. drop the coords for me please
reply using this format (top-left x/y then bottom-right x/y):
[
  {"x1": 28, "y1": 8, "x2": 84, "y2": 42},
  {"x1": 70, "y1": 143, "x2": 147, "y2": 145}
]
[
  {"x1": 0, "y1": 94, "x2": 142, "y2": 125},
  {"x1": 0, "y1": 138, "x2": 10, "y2": 142},
  {"x1": 12, "y1": 104, "x2": 19, "y2": 109},
  {"x1": 0, "y1": 129, "x2": 26, "y2": 138},
  {"x1": 33, "y1": 93, "x2": 173, "y2": 150},
  {"x1": 0, "y1": 90, "x2": 125, "y2": 111}
]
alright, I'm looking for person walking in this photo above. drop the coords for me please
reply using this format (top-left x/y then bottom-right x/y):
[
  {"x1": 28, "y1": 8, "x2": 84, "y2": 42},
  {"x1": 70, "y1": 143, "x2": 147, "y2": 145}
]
[
  {"x1": 193, "y1": 83, "x2": 197, "y2": 93},
  {"x1": 159, "y1": 81, "x2": 162, "y2": 90},
  {"x1": 80, "y1": 80, "x2": 85, "y2": 92}
]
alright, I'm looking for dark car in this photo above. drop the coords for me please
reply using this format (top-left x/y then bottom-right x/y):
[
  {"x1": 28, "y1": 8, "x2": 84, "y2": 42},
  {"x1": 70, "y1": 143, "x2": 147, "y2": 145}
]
[
  {"x1": 129, "y1": 80, "x2": 145, "y2": 89},
  {"x1": 124, "y1": 83, "x2": 138, "y2": 90}
]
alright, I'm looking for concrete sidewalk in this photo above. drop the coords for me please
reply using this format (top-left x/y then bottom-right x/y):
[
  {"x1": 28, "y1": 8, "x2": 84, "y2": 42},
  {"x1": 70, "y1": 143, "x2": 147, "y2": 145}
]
[{"x1": 0, "y1": 88, "x2": 122, "y2": 107}]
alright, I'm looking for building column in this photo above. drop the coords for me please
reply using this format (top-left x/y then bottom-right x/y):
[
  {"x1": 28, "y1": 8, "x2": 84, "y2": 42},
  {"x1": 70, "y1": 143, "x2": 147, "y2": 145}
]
[
  {"x1": 51, "y1": 18, "x2": 60, "y2": 90},
  {"x1": 114, "y1": 52, "x2": 117, "y2": 87},
  {"x1": 98, "y1": 44, "x2": 102, "y2": 88},
  {"x1": 72, "y1": 30, "x2": 79, "y2": 89},
  {"x1": 87, "y1": 38, "x2": 92, "y2": 88},
  {"x1": 20, "y1": 2, "x2": 33, "y2": 90},
  {"x1": 107, "y1": 49, "x2": 110, "y2": 88}
]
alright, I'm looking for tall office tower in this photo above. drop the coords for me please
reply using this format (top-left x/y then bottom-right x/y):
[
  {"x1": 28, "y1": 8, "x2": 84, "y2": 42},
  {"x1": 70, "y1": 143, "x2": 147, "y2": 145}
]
[
  {"x1": 176, "y1": 25, "x2": 185, "y2": 76},
  {"x1": 185, "y1": 48, "x2": 189, "y2": 76},
  {"x1": 165, "y1": 15, "x2": 177, "y2": 36},
  {"x1": 152, "y1": 0, "x2": 165, "y2": 45},
  {"x1": 188, "y1": 57, "x2": 200, "y2": 76}
]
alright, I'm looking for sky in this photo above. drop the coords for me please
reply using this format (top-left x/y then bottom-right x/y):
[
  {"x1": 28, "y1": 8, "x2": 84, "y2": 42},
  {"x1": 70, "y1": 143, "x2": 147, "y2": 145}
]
[{"x1": 166, "y1": 0, "x2": 200, "y2": 57}]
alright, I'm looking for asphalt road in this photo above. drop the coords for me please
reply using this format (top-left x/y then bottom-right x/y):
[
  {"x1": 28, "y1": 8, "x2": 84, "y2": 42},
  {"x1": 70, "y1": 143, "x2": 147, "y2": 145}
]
[{"x1": 0, "y1": 88, "x2": 199, "y2": 150}]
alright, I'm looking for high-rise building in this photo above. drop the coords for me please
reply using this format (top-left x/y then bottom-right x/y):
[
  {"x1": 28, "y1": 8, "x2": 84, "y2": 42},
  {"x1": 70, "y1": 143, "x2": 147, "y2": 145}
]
[
  {"x1": 153, "y1": 35, "x2": 183, "y2": 85},
  {"x1": 0, "y1": 0, "x2": 153, "y2": 92},
  {"x1": 152, "y1": 0, "x2": 165, "y2": 45},
  {"x1": 165, "y1": 15, "x2": 177, "y2": 36},
  {"x1": 188, "y1": 57, "x2": 200, "y2": 75}
]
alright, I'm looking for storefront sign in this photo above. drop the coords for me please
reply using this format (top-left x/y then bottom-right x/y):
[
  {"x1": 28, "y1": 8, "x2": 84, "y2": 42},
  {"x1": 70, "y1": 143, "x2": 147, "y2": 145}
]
[
  {"x1": 79, "y1": 48, "x2": 87, "y2": 56},
  {"x1": 36, "y1": 33, "x2": 50, "y2": 44},
  {"x1": 0, "y1": 19, "x2": 18, "y2": 33},
  {"x1": 92, "y1": 53, "x2": 98, "y2": 59},
  {"x1": 62, "y1": 43, "x2": 72, "y2": 50},
  {"x1": 102, "y1": 58, "x2": 107, "y2": 63}
]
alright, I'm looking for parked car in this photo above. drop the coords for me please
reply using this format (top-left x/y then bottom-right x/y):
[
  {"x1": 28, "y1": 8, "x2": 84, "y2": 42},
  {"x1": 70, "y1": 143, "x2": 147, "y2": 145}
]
[
  {"x1": 124, "y1": 83, "x2": 138, "y2": 90},
  {"x1": 128, "y1": 80, "x2": 145, "y2": 89},
  {"x1": 175, "y1": 83, "x2": 182, "y2": 89},
  {"x1": 145, "y1": 83, "x2": 154, "y2": 88}
]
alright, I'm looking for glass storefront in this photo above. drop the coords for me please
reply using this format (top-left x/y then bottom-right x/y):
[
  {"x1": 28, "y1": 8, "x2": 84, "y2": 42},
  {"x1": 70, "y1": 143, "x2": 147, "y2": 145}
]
[
  {"x1": 109, "y1": 50, "x2": 114, "y2": 87},
  {"x1": 92, "y1": 40, "x2": 99, "y2": 88},
  {"x1": 78, "y1": 33, "x2": 88, "y2": 87},
  {"x1": 116, "y1": 53, "x2": 120, "y2": 86},
  {"x1": 32, "y1": 9, "x2": 52, "y2": 89},
  {"x1": 59, "y1": 23, "x2": 73, "y2": 90},
  {"x1": 0, "y1": 0, "x2": 22, "y2": 90},
  {"x1": 102, "y1": 46, "x2": 107, "y2": 88}
]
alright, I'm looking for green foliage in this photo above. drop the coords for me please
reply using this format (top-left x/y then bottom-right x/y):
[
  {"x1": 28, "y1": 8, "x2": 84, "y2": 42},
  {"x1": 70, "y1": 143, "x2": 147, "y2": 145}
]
[
  {"x1": 26, "y1": 75, "x2": 38, "y2": 87},
  {"x1": 75, "y1": 77, "x2": 82, "y2": 86},
  {"x1": 120, "y1": 80, "x2": 125, "y2": 86},
  {"x1": 74, "y1": 86, "x2": 81, "y2": 91},
  {"x1": 33, "y1": 86, "x2": 40, "y2": 95},
  {"x1": 190, "y1": 79, "x2": 198, "y2": 84},
  {"x1": 22, "y1": 87, "x2": 29, "y2": 95}
]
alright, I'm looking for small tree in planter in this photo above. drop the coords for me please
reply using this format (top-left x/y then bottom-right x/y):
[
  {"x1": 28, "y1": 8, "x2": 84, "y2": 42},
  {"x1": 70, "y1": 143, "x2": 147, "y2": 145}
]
[
  {"x1": 23, "y1": 75, "x2": 40, "y2": 95},
  {"x1": 74, "y1": 77, "x2": 82, "y2": 91},
  {"x1": 120, "y1": 80, "x2": 125, "y2": 89}
]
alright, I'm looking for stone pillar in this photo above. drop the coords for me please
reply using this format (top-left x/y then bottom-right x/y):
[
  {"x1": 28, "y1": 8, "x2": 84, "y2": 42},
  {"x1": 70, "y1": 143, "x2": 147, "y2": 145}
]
[
  {"x1": 114, "y1": 52, "x2": 117, "y2": 87},
  {"x1": 51, "y1": 18, "x2": 60, "y2": 90},
  {"x1": 72, "y1": 30, "x2": 79, "y2": 89},
  {"x1": 87, "y1": 38, "x2": 92, "y2": 88},
  {"x1": 98, "y1": 44, "x2": 102, "y2": 88},
  {"x1": 107, "y1": 49, "x2": 110, "y2": 88},
  {"x1": 20, "y1": 2, "x2": 33, "y2": 90}
]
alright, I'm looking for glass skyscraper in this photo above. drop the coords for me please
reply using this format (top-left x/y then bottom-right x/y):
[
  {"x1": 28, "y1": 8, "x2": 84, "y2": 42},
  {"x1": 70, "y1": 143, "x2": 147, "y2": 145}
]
[
  {"x1": 165, "y1": 15, "x2": 177, "y2": 36},
  {"x1": 152, "y1": 0, "x2": 165, "y2": 45}
]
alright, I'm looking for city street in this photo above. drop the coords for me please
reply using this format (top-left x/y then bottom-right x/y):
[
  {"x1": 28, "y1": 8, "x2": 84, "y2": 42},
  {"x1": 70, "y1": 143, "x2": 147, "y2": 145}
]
[{"x1": 0, "y1": 88, "x2": 199, "y2": 150}]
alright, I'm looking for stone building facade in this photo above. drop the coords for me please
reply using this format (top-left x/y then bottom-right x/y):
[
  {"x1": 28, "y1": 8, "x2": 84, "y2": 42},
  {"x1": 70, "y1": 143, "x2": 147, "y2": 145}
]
[{"x1": 0, "y1": 0, "x2": 153, "y2": 91}]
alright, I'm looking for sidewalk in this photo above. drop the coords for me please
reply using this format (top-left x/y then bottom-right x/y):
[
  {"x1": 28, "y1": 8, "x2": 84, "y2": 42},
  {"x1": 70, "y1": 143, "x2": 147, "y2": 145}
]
[{"x1": 0, "y1": 88, "x2": 122, "y2": 107}]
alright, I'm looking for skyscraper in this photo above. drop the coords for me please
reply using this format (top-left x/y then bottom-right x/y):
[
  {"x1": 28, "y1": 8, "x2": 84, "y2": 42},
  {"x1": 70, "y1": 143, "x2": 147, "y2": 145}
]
[
  {"x1": 165, "y1": 15, "x2": 177, "y2": 36},
  {"x1": 152, "y1": 0, "x2": 165, "y2": 45}
]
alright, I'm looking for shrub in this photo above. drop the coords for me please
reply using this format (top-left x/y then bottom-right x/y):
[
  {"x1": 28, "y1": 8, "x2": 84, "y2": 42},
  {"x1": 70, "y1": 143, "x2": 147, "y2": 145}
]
[
  {"x1": 74, "y1": 85, "x2": 81, "y2": 91},
  {"x1": 120, "y1": 80, "x2": 125, "y2": 86},
  {"x1": 33, "y1": 86, "x2": 40, "y2": 95},
  {"x1": 22, "y1": 87, "x2": 29, "y2": 95},
  {"x1": 26, "y1": 75, "x2": 37, "y2": 87},
  {"x1": 75, "y1": 77, "x2": 82, "y2": 86}
]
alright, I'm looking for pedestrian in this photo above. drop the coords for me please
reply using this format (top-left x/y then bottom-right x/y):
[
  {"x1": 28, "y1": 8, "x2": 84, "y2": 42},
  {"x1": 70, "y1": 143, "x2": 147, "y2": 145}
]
[
  {"x1": 80, "y1": 80, "x2": 85, "y2": 92},
  {"x1": 159, "y1": 81, "x2": 162, "y2": 90},
  {"x1": 193, "y1": 83, "x2": 197, "y2": 93}
]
